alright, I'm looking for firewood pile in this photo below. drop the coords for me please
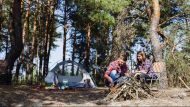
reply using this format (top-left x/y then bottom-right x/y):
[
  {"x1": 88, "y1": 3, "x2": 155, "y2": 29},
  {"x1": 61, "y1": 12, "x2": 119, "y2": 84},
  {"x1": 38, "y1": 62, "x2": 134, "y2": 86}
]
[{"x1": 103, "y1": 76, "x2": 153, "y2": 102}]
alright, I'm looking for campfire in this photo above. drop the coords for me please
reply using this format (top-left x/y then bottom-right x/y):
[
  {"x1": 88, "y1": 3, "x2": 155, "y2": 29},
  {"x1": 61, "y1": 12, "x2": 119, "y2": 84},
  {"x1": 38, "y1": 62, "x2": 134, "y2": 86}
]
[{"x1": 100, "y1": 76, "x2": 154, "y2": 103}]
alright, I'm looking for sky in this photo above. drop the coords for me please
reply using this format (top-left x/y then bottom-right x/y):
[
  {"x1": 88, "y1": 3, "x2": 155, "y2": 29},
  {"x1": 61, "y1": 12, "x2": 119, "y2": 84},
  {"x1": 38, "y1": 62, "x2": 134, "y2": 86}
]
[
  {"x1": 49, "y1": 35, "x2": 63, "y2": 69},
  {"x1": 48, "y1": 26, "x2": 72, "y2": 70},
  {"x1": 0, "y1": 52, "x2": 5, "y2": 59}
]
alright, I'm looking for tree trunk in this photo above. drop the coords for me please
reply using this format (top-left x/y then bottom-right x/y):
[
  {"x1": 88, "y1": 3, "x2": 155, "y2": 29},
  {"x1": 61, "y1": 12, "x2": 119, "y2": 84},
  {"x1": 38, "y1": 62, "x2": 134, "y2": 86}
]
[
  {"x1": 28, "y1": 0, "x2": 39, "y2": 84},
  {"x1": 15, "y1": 57, "x2": 22, "y2": 83},
  {"x1": 22, "y1": 0, "x2": 30, "y2": 80},
  {"x1": 39, "y1": 50, "x2": 43, "y2": 81},
  {"x1": 43, "y1": 0, "x2": 50, "y2": 77},
  {"x1": 43, "y1": 19, "x2": 49, "y2": 77},
  {"x1": 38, "y1": 2, "x2": 45, "y2": 81},
  {"x1": 149, "y1": 0, "x2": 168, "y2": 89},
  {"x1": 36, "y1": 44, "x2": 39, "y2": 83},
  {"x1": 43, "y1": 26, "x2": 49, "y2": 77},
  {"x1": 84, "y1": 23, "x2": 91, "y2": 71},
  {"x1": 62, "y1": 0, "x2": 68, "y2": 75},
  {"x1": 63, "y1": 0, "x2": 67, "y2": 62},
  {"x1": 46, "y1": 2, "x2": 55, "y2": 77},
  {"x1": 19, "y1": 0, "x2": 31, "y2": 83},
  {"x1": 71, "y1": 29, "x2": 76, "y2": 75},
  {"x1": 22, "y1": 0, "x2": 30, "y2": 44},
  {"x1": 15, "y1": 51, "x2": 22, "y2": 82},
  {"x1": 28, "y1": 0, "x2": 38, "y2": 74},
  {"x1": 111, "y1": 30, "x2": 121, "y2": 61},
  {"x1": 43, "y1": 0, "x2": 55, "y2": 77},
  {"x1": 0, "y1": 0, "x2": 3, "y2": 31},
  {"x1": 5, "y1": 35, "x2": 8, "y2": 56},
  {"x1": 3, "y1": 0, "x2": 23, "y2": 84}
]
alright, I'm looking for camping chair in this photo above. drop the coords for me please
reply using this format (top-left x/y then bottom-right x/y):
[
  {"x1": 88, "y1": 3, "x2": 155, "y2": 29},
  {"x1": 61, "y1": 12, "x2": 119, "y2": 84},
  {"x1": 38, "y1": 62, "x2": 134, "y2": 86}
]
[
  {"x1": 148, "y1": 62, "x2": 164, "y2": 88},
  {"x1": 133, "y1": 62, "x2": 164, "y2": 89}
]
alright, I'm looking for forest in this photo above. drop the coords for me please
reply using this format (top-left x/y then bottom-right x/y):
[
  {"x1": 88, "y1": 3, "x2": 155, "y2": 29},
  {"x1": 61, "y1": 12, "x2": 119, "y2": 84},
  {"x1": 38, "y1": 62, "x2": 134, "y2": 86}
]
[{"x1": 0, "y1": 0, "x2": 190, "y2": 106}]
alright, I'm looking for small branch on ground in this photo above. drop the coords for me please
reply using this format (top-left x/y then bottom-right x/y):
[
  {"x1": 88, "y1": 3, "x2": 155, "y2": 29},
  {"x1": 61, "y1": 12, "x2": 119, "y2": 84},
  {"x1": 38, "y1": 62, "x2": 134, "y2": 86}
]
[{"x1": 178, "y1": 76, "x2": 190, "y2": 91}]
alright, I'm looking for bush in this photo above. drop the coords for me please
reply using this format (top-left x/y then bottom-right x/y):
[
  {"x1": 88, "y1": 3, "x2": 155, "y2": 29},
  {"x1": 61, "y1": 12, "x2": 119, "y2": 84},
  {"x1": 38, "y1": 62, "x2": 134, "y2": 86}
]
[{"x1": 166, "y1": 52, "x2": 190, "y2": 87}]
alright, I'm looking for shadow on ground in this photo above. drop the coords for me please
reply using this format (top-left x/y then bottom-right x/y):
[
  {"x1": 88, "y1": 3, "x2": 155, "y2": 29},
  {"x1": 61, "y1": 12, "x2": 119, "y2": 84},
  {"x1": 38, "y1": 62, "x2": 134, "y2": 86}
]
[{"x1": 0, "y1": 85, "x2": 107, "y2": 106}]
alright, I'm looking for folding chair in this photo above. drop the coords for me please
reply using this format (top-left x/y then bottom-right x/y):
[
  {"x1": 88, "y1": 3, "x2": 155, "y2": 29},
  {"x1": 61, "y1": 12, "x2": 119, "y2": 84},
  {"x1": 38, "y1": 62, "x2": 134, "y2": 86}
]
[{"x1": 149, "y1": 62, "x2": 164, "y2": 88}]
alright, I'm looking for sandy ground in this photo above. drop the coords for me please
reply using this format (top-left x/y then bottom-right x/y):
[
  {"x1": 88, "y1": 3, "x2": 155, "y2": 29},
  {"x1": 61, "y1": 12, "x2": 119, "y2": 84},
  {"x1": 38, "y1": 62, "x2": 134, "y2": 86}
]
[{"x1": 0, "y1": 85, "x2": 190, "y2": 106}]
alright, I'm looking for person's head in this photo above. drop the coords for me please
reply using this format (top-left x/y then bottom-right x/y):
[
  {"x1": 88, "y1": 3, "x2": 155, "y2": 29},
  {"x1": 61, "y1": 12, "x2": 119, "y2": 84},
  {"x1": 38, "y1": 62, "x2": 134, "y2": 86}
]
[
  {"x1": 117, "y1": 58, "x2": 125, "y2": 66},
  {"x1": 137, "y1": 51, "x2": 146, "y2": 63}
]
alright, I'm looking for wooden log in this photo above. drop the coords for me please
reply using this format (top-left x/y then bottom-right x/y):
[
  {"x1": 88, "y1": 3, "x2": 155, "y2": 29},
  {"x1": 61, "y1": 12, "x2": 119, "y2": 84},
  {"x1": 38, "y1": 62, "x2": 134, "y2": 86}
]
[
  {"x1": 127, "y1": 87, "x2": 136, "y2": 99},
  {"x1": 178, "y1": 76, "x2": 190, "y2": 90},
  {"x1": 135, "y1": 88, "x2": 139, "y2": 99},
  {"x1": 104, "y1": 77, "x2": 153, "y2": 101},
  {"x1": 139, "y1": 88, "x2": 151, "y2": 98},
  {"x1": 111, "y1": 84, "x2": 127, "y2": 101},
  {"x1": 123, "y1": 91, "x2": 127, "y2": 100}
]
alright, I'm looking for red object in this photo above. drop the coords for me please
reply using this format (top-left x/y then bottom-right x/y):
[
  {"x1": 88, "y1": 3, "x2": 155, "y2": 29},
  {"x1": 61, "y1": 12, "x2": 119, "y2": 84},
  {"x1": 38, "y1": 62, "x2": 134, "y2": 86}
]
[{"x1": 105, "y1": 60, "x2": 128, "y2": 76}]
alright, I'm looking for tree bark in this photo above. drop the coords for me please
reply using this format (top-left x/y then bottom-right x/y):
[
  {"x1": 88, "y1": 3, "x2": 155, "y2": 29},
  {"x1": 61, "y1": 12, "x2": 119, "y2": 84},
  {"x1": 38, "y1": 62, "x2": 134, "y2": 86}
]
[
  {"x1": 39, "y1": 49, "x2": 43, "y2": 81},
  {"x1": 22, "y1": 0, "x2": 30, "y2": 44},
  {"x1": 43, "y1": 0, "x2": 51, "y2": 77},
  {"x1": 43, "y1": 17, "x2": 49, "y2": 77},
  {"x1": 22, "y1": 0, "x2": 30, "y2": 79},
  {"x1": 149, "y1": 0, "x2": 168, "y2": 89},
  {"x1": 15, "y1": 58, "x2": 22, "y2": 83},
  {"x1": 28, "y1": 0, "x2": 38, "y2": 74},
  {"x1": 28, "y1": 0, "x2": 40, "y2": 84},
  {"x1": 43, "y1": 0, "x2": 55, "y2": 77},
  {"x1": 63, "y1": 0, "x2": 68, "y2": 62},
  {"x1": 3, "y1": 0, "x2": 23, "y2": 84},
  {"x1": 38, "y1": 1, "x2": 45, "y2": 81},
  {"x1": 62, "y1": 0, "x2": 68, "y2": 74},
  {"x1": 0, "y1": 0, "x2": 3, "y2": 31},
  {"x1": 84, "y1": 23, "x2": 91, "y2": 71},
  {"x1": 46, "y1": 1, "x2": 55, "y2": 77},
  {"x1": 71, "y1": 29, "x2": 76, "y2": 75}
]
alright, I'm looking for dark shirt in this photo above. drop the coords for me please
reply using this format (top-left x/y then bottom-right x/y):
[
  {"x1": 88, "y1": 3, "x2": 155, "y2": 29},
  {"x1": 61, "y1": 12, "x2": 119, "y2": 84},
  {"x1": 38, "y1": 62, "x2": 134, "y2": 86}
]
[{"x1": 120, "y1": 64, "x2": 128, "y2": 76}]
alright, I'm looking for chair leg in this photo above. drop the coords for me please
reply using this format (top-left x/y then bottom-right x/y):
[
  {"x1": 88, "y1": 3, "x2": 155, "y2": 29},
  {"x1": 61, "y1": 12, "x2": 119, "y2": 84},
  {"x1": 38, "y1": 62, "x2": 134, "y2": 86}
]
[
  {"x1": 150, "y1": 79, "x2": 153, "y2": 87},
  {"x1": 157, "y1": 79, "x2": 159, "y2": 89}
]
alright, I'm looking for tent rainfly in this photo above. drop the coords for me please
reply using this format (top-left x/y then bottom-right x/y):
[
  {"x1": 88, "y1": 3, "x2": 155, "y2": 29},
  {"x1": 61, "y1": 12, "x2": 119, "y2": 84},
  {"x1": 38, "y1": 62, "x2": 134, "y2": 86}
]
[{"x1": 45, "y1": 60, "x2": 96, "y2": 88}]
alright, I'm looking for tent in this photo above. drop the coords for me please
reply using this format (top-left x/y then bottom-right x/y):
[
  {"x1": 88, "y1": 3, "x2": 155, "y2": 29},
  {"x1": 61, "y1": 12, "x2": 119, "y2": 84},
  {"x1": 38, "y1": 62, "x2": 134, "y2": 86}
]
[{"x1": 45, "y1": 60, "x2": 96, "y2": 88}]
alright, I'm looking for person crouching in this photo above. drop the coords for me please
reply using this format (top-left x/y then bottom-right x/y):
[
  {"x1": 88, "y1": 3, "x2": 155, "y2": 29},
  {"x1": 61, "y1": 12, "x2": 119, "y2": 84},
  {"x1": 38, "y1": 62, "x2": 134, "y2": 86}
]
[{"x1": 104, "y1": 58, "x2": 129, "y2": 87}]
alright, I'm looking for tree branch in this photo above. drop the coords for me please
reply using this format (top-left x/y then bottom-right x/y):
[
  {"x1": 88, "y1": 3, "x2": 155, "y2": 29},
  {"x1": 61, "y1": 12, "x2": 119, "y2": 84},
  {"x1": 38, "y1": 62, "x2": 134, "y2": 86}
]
[{"x1": 159, "y1": 13, "x2": 185, "y2": 27}]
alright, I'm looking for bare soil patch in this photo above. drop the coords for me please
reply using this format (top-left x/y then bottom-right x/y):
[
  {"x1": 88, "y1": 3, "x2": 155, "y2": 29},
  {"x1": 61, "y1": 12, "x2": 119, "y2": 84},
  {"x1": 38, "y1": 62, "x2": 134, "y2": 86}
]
[{"x1": 0, "y1": 85, "x2": 190, "y2": 106}]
